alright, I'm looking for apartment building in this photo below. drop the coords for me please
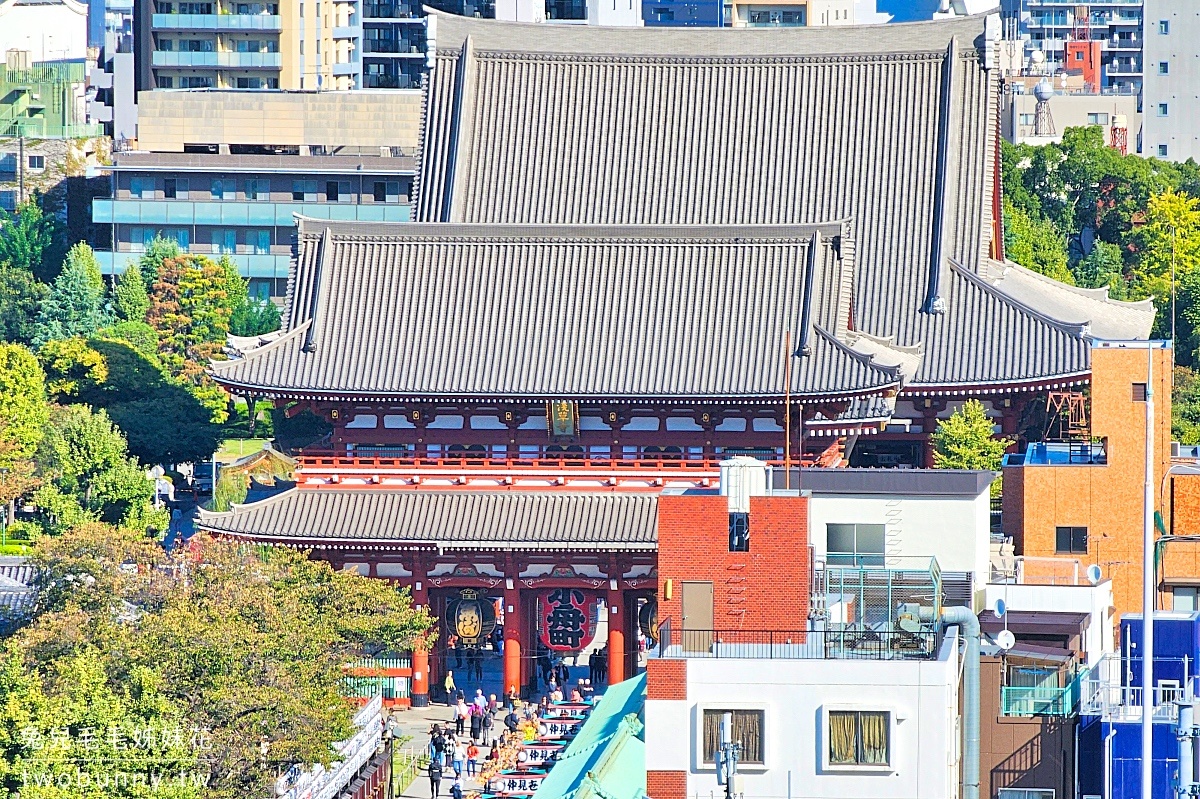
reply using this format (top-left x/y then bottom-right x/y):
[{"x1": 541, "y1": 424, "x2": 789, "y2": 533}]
[
  {"x1": 131, "y1": 0, "x2": 427, "y2": 91},
  {"x1": 91, "y1": 88, "x2": 421, "y2": 298},
  {"x1": 1142, "y1": 2, "x2": 1200, "y2": 161}
]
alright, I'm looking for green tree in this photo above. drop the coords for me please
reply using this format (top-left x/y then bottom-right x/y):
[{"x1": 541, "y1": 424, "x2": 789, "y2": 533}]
[
  {"x1": 1174, "y1": 366, "x2": 1200, "y2": 445},
  {"x1": 136, "y1": 236, "x2": 182, "y2": 290},
  {"x1": 1002, "y1": 197, "x2": 1074, "y2": 283},
  {"x1": 5, "y1": 524, "x2": 434, "y2": 799},
  {"x1": 113, "y1": 261, "x2": 150, "y2": 322},
  {"x1": 932, "y1": 400, "x2": 1012, "y2": 495},
  {"x1": 37, "y1": 337, "x2": 109, "y2": 401},
  {"x1": 0, "y1": 199, "x2": 63, "y2": 281},
  {"x1": 0, "y1": 344, "x2": 48, "y2": 466},
  {"x1": 0, "y1": 266, "x2": 47, "y2": 345},
  {"x1": 32, "y1": 245, "x2": 110, "y2": 346},
  {"x1": 96, "y1": 320, "x2": 159, "y2": 358},
  {"x1": 229, "y1": 299, "x2": 282, "y2": 337},
  {"x1": 1073, "y1": 240, "x2": 1127, "y2": 295}
]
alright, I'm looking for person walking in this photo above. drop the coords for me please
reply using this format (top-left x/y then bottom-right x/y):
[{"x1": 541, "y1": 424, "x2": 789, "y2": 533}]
[
  {"x1": 469, "y1": 701, "x2": 483, "y2": 742},
  {"x1": 428, "y1": 758, "x2": 443, "y2": 799},
  {"x1": 466, "y1": 742, "x2": 479, "y2": 777},
  {"x1": 484, "y1": 699, "x2": 497, "y2": 745},
  {"x1": 506, "y1": 685, "x2": 519, "y2": 710},
  {"x1": 473, "y1": 688, "x2": 487, "y2": 713},
  {"x1": 455, "y1": 697, "x2": 469, "y2": 736},
  {"x1": 452, "y1": 740, "x2": 466, "y2": 777},
  {"x1": 451, "y1": 776, "x2": 464, "y2": 799},
  {"x1": 444, "y1": 671, "x2": 456, "y2": 705}
]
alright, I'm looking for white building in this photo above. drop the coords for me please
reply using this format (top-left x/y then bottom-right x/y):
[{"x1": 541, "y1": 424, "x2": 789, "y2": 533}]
[
  {"x1": 1142, "y1": 1, "x2": 1200, "y2": 161},
  {"x1": 645, "y1": 628, "x2": 964, "y2": 799},
  {"x1": 0, "y1": 0, "x2": 89, "y2": 63},
  {"x1": 802, "y1": 468, "x2": 994, "y2": 607}
]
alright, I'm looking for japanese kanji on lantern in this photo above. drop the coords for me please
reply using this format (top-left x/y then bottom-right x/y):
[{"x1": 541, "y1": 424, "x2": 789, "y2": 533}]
[
  {"x1": 445, "y1": 588, "x2": 497, "y2": 647},
  {"x1": 538, "y1": 588, "x2": 596, "y2": 651}
]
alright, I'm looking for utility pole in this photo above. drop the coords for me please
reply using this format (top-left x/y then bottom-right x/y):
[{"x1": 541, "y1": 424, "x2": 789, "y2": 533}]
[
  {"x1": 1143, "y1": 343, "x2": 1157, "y2": 799},
  {"x1": 715, "y1": 713, "x2": 741, "y2": 799},
  {"x1": 17, "y1": 136, "x2": 24, "y2": 205}
]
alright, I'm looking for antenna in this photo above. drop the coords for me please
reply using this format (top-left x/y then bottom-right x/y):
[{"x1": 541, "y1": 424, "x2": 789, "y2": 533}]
[{"x1": 1087, "y1": 564, "x2": 1103, "y2": 586}]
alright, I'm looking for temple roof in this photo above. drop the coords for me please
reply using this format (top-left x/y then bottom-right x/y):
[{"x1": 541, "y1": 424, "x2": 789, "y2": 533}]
[
  {"x1": 196, "y1": 488, "x2": 659, "y2": 550},
  {"x1": 211, "y1": 220, "x2": 902, "y2": 402}
]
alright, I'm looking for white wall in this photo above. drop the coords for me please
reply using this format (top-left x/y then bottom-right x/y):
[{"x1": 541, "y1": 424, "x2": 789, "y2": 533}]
[
  {"x1": 645, "y1": 629, "x2": 962, "y2": 799},
  {"x1": 983, "y1": 580, "x2": 1115, "y2": 664},
  {"x1": 1142, "y1": 1, "x2": 1200, "y2": 161},
  {"x1": 808, "y1": 491, "x2": 991, "y2": 598},
  {"x1": 0, "y1": 0, "x2": 89, "y2": 62}
]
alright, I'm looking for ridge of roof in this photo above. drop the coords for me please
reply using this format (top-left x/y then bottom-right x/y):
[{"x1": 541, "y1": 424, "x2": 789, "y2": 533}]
[
  {"x1": 812, "y1": 325, "x2": 903, "y2": 385},
  {"x1": 209, "y1": 321, "x2": 310, "y2": 374},
  {"x1": 843, "y1": 329, "x2": 925, "y2": 384},
  {"x1": 949, "y1": 259, "x2": 1090, "y2": 338},
  {"x1": 425, "y1": 7, "x2": 990, "y2": 58}
]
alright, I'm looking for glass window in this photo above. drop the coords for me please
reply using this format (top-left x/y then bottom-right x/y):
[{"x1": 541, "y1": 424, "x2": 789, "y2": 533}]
[
  {"x1": 1158, "y1": 103, "x2": 1169, "y2": 117},
  {"x1": 373, "y1": 180, "x2": 401, "y2": 203},
  {"x1": 1173, "y1": 587, "x2": 1198, "y2": 612},
  {"x1": 27, "y1": 155, "x2": 45, "y2": 170},
  {"x1": 999, "y1": 791, "x2": 1054, "y2": 799},
  {"x1": 828, "y1": 710, "x2": 889, "y2": 767},
  {"x1": 1019, "y1": 113, "x2": 1035, "y2": 126},
  {"x1": 826, "y1": 523, "x2": 886, "y2": 566},
  {"x1": 247, "y1": 179, "x2": 269, "y2": 201},
  {"x1": 326, "y1": 180, "x2": 342, "y2": 202},
  {"x1": 292, "y1": 180, "x2": 317, "y2": 202},
  {"x1": 1160, "y1": 144, "x2": 1169, "y2": 157},
  {"x1": 702, "y1": 710, "x2": 763, "y2": 764},
  {"x1": 129, "y1": 177, "x2": 151, "y2": 198},
  {"x1": 213, "y1": 228, "x2": 236, "y2": 254},
  {"x1": 252, "y1": 229, "x2": 270, "y2": 254},
  {"x1": 1160, "y1": 20, "x2": 1170, "y2": 35},
  {"x1": 1055, "y1": 526, "x2": 1087, "y2": 554},
  {"x1": 163, "y1": 178, "x2": 188, "y2": 199},
  {"x1": 1160, "y1": 61, "x2": 1170, "y2": 75},
  {"x1": 1086, "y1": 113, "x2": 1109, "y2": 126},
  {"x1": 728, "y1": 513, "x2": 749, "y2": 552}
]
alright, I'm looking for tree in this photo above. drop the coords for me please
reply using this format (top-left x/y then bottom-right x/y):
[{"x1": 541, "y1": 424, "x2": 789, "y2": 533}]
[
  {"x1": 1073, "y1": 240, "x2": 1127, "y2": 295},
  {"x1": 37, "y1": 337, "x2": 109, "y2": 401},
  {"x1": 32, "y1": 245, "x2": 110, "y2": 346},
  {"x1": 113, "y1": 261, "x2": 150, "y2": 322},
  {"x1": 1002, "y1": 197, "x2": 1073, "y2": 283},
  {"x1": 0, "y1": 344, "x2": 48, "y2": 466},
  {"x1": 1174, "y1": 366, "x2": 1200, "y2": 446},
  {"x1": 0, "y1": 198, "x2": 63, "y2": 281},
  {"x1": 96, "y1": 320, "x2": 159, "y2": 358},
  {"x1": 932, "y1": 400, "x2": 1012, "y2": 495},
  {"x1": 229, "y1": 299, "x2": 282, "y2": 337},
  {"x1": 0, "y1": 266, "x2": 47, "y2": 345},
  {"x1": 5, "y1": 524, "x2": 434, "y2": 799},
  {"x1": 137, "y1": 236, "x2": 182, "y2": 291}
]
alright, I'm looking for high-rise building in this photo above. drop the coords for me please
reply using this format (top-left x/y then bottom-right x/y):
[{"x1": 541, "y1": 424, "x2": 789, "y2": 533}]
[
  {"x1": 131, "y1": 0, "x2": 427, "y2": 91},
  {"x1": 1141, "y1": 2, "x2": 1200, "y2": 161}
]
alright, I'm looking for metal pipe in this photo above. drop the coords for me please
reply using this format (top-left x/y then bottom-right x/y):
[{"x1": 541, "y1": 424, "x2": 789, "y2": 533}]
[
  {"x1": 1145, "y1": 345, "x2": 1157, "y2": 799},
  {"x1": 942, "y1": 606, "x2": 979, "y2": 799},
  {"x1": 1179, "y1": 700, "x2": 1194, "y2": 799}
]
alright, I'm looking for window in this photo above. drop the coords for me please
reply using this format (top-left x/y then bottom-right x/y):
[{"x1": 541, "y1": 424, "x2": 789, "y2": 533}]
[
  {"x1": 129, "y1": 177, "x2": 151, "y2": 198},
  {"x1": 1019, "y1": 113, "x2": 1035, "y2": 126},
  {"x1": 1160, "y1": 20, "x2": 1170, "y2": 35},
  {"x1": 292, "y1": 179, "x2": 317, "y2": 202},
  {"x1": 213, "y1": 228, "x2": 236, "y2": 254},
  {"x1": 27, "y1": 155, "x2": 45, "y2": 170},
  {"x1": 1086, "y1": 113, "x2": 1109, "y2": 126},
  {"x1": 163, "y1": 178, "x2": 188, "y2": 199},
  {"x1": 211, "y1": 178, "x2": 227, "y2": 200},
  {"x1": 702, "y1": 710, "x2": 763, "y2": 765},
  {"x1": 1055, "y1": 526, "x2": 1088, "y2": 554},
  {"x1": 1074, "y1": 50, "x2": 1083, "y2": 61},
  {"x1": 326, "y1": 180, "x2": 344, "y2": 202},
  {"x1": 1159, "y1": 103, "x2": 1169, "y2": 117},
  {"x1": 373, "y1": 180, "x2": 401, "y2": 203},
  {"x1": 1160, "y1": 145, "x2": 1170, "y2": 158},
  {"x1": 828, "y1": 710, "x2": 889, "y2": 767},
  {"x1": 180, "y1": 76, "x2": 212, "y2": 88},
  {"x1": 999, "y1": 790, "x2": 1054, "y2": 799},
  {"x1": 1173, "y1": 586, "x2": 1198, "y2": 612},
  {"x1": 1133, "y1": 382, "x2": 1148, "y2": 402},
  {"x1": 729, "y1": 513, "x2": 749, "y2": 552},
  {"x1": 826, "y1": 523, "x2": 885, "y2": 566},
  {"x1": 251, "y1": 229, "x2": 270, "y2": 254},
  {"x1": 1159, "y1": 61, "x2": 1170, "y2": 75},
  {"x1": 158, "y1": 76, "x2": 174, "y2": 88},
  {"x1": 246, "y1": 179, "x2": 269, "y2": 201}
]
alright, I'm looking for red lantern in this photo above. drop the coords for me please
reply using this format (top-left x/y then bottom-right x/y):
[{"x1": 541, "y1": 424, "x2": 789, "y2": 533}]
[{"x1": 538, "y1": 588, "x2": 596, "y2": 652}]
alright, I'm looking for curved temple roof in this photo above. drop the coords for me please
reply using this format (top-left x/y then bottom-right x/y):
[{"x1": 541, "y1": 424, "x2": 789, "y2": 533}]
[{"x1": 212, "y1": 219, "x2": 902, "y2": 402}]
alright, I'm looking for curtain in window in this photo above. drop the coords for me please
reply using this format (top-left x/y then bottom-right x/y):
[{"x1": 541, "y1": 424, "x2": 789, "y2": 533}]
[
  {"x1": 859, "y1": 712, "x2": 888, "y2": 765},
  {"x1": 703, "y1": 711, "x2": 721, "y2": 763},
  {"x1": 703, "y1": 711, "x2": 763, "y2": 764},
  {"x1": 829, "y1": 711, "x2": 856, "y2": 764}
]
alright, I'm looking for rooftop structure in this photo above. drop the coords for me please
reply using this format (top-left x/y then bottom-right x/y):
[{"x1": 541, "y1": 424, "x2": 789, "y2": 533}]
[
  {"x1": 0, "y1": 0, "x2": 89, "y2": 63},
  {"x1": 0, "y1": 58, "x2": 99, "y2": 138}
]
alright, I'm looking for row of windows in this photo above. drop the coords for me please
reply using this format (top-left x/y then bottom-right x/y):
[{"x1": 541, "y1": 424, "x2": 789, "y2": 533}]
[
  {"x1": 123, "y1": 226, "x2": 278, "y2": 254},
  {"x1": 157, "y1": 38, "x2": 279, "y2": 53},
  {"x1": 154, "y1": 1, "x2": 278, "y2": 12},
  {"x1": 157, "y1": 76, "x2": 277, "y2": 89},
  {"x1": 699, "y1": 708, "x2": 887, "y2": 769},
  {"x1": 127, "y1": 177, "x2": 407, "y2": 203}
]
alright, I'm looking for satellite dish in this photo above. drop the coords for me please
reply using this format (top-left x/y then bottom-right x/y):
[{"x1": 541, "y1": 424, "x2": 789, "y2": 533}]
[
  {"x1": 993, "y1": 598, "x2": 1006, "y2": 619},
  {"x1": 997, "y1": 629, "x2": 1016, "y2": 651},
  {"x1": 1087, "y1": 564, "x2": 1103, "y2": 586}
]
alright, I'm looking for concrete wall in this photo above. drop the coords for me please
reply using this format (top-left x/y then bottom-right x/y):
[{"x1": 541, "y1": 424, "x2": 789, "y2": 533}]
[
  {"x1": 982, "y1": 581, "x2": 1115, "y2": 663},
  {"x1": 1142, "y1": 1, "x2": 1200, "y2": 161},
  {"x1": 0, "y1": 0, "x2": 89, "y2": 62},
  {"x1": 1002, "y1": 92, "x2": 1140, "y2": 149},
  {"x1": 644, "y1": 631, "x2": 961, "y2": 799},
  {"x1": 808, "y1": 490, "x2": 990, "y2": 596},
  {"x1": 979, "y1": 656, "x2": 1076, "y2": 799},
  {"x1": 1003, "y1": 342, "x2": 1173, "y2": 621},
  {"x1": 135, "y1": 88, "x2": 423, "y2": 151}
]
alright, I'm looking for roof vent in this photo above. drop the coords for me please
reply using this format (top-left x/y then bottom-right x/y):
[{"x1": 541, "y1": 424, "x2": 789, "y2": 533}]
[{"x1": 719, "y1": 457, "x2": 770, "y2": 514}]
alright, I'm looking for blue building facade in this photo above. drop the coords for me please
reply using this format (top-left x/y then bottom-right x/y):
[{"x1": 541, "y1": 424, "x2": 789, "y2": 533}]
[{"x1": 641, "y1": 0, "x2": 721, "y2": 26}]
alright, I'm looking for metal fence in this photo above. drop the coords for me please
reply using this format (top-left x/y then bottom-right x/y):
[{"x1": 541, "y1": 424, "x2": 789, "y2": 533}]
[
  {"x1": 1001, "y1": 668, "x2": 1089, "y2": 717},
  {"x1": 656, "y1": 620, "x2": 940, "y2": 661}
]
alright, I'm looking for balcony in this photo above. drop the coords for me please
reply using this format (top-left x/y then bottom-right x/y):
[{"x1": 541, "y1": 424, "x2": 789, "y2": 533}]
[
  {"x1": 654, "y1": 621, "x2": 943, "y2": 661},
  {"x1": 151, "y1": 51, "x2": 281, "y2": 68},
  {"x1": 92, "y1": 198, "x2": 412, "y2": 227},
  {"x1": 152, "y1": 13, "x2": 282, "y2": 29},
  {"x1": 1080, "y1": 654, "x2": 1198, "y2": 722},
  {"x1": 95, "y1": 250, "x2": 290, "y2": 278},
  {"x1": 362, "y1": 40, "x2": 424, "y2": 55},
  {"x1": 1001, "y1": 667, "x2": 1090, "y2": 717},
  {"x1": 1003, "y1": 440, "x2": 1107, "y2": 467}
]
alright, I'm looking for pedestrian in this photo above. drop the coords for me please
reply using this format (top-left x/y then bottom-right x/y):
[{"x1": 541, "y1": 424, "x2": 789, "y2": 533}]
[
  {"x1": 560, "y1": 661, "x2": 570, "y2": 684},
  {"x1": 488, "y1": 743, "x2": 499, "y2": 763},
  {"x1": 583, "y1": 679, "x2": 594, "y2": 700},
  {"x1": 429, "y1": 724, "x2": 447, "y2": 768},
  {"x1": 470, "y1": 702, "x2": 483, "y2": 742},
  {"x1": 473, "y1": 688, "x2": 487, "y2": 712},
  {"x1": 444, "y1": 670, "x2": 456, "y2": 705},
  {"x1": 451, "y1": 776, "x2": 464, "y2": 799},
  {"x1": 455, "y1": 697, "x2": 469, "y2": 736},
  {"x1": 507, "y1": 685, "x2": 519, "y2": 709},
  {"x1": 428, "y1": 758, "x2": 443, "y2": 799},
  {"x1": 588, "y1": 651, "x2": 597, "y2": 684},
  {"x1": 484, "y1": 702, "x2": 496, "y2": 746},
  {"x1": 466, "y1": 741, "x2": 479, "y2": 776},
  {"x1": 504, "y1": 708, "x2": 520, "y2": 733},
  {"x1": 550, "y1": 684, "x2": 563, "y2": 703},
  {"x1": 452, "y1": 740, "x2": 466, "y2": 777}
]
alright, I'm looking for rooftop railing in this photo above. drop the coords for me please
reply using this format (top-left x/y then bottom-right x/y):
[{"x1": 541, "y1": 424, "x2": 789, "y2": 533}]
[
  {"x1": 653, "y1": 619, "x2": 942, "y2": 661},
  {"x1": 1001, "y1": 667, "x2": 1090, "y2": 717}
]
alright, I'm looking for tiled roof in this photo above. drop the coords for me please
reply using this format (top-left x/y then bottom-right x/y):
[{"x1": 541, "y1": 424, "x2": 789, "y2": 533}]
[
  {"x1": 212, "y1": 221, "x2": 901, "y2": 401},
  {"x1": 196, "y1": 489, "x2": 659, "y2": 550}
]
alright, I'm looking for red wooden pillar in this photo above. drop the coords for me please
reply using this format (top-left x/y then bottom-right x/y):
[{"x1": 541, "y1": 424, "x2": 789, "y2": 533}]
[
  {"x1": 504, "y1": 573, "x2": 522, "y2": 699},
  {"x1": 411, "y1": 559, "x2": 430, "y2": 707},
  {"x1": 606, "y1": 583, "x2": 626, "y2": 686}
]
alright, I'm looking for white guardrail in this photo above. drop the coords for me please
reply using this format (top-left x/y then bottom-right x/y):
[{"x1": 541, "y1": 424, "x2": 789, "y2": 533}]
[{"x1": 276, "y1": 696, "x2": 384, "y2": 799}]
